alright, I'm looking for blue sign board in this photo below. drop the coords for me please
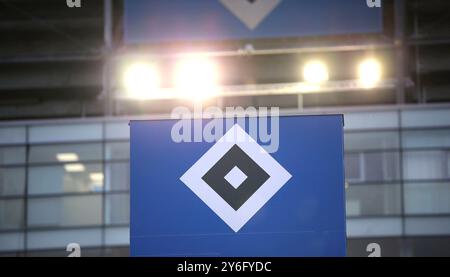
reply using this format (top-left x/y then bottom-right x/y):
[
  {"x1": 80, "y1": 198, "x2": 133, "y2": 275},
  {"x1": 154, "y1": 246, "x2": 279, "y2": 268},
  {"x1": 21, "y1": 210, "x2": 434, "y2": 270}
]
[
  {"x1": 124, "y1": 0, "x2": 382, "y2": 44},
  {"x1": 130, "y1": 114, "x2": 346, "y2": 256}
]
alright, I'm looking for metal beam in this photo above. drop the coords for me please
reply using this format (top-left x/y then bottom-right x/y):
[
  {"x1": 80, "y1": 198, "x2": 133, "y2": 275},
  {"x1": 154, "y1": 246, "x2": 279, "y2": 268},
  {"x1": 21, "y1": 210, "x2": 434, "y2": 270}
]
[
  {"x1": 103, "y1": 0, "x2": 113, "y2": 116},
  {"x1": 0, "y1": 54, "x2": 102, "y2": 64},
  {"x1": 115, "y1": 42, "x2": 394, "y2": 60},
  {"x1": 115, "y1": 78, "x2": 412, "y2": 101},
  {"x1": 395, "y1": 0, "x2": 407, "y2": 104}
]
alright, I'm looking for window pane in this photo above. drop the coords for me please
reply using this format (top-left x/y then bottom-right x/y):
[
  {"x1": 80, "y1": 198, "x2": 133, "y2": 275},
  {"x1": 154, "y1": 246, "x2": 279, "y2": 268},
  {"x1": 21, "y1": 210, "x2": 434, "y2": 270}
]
[
  {"x1": 405, "y1": 217, "x2": 450, "y2": 236},
  {"x1": 0, "y1": 167, "x2": 25, "y2": 196},
  {"x1": 28, "y1": 164, "x2": 103, "y2": 195},
  {"x1": 344, "y1": 111, "x2": 399, "y2": 130},
  {"x1": 105, "y1": 194, "x2": 129, "y2": 225},
  {"x1": 0, "y1": 127, "x2": 26, "y2": 145},
  {"x1": 345, "y1": 131, "x2": 399, "y2": 151},
  {"x1": 0, "y1": 199, "x2": 24, "y2": 230},
  {"x1": 405, "y1": 182, "x2": 450, "y2": 214},
  {"x1": 0, "y1": 232, "x2": 24, "y2": 252},
  {"x1": 345, "y1": 152, "x2": 400, "y2": 182},
  {"x1": 402, "y1": 129, "x2": 450, "y2": 149},
  {"x1": 403, "y1": 151, "x2": 448, "y2": 180},
  {"x1": 105, "y1": 227, "x2": 129, "y2": 246},
  {"x1": 363, "y1": 152, "x2": 400, "y2": 181},
  {"x1": 346, "y1": 184, "x2": 401, "y2": 216},
  {"x1": 345, "y1": 154, "x2": 361, "y2": 181},
  {"x1": 29, "y1": 124, "x2": 102, "y2": 143},
  {"x1": 27, "y1": 228, "x2": 102, "y2": 250},
  {"x1": 402, "y1": 109, "x2": 450, "y2": 128},
  {"x1": 29, "y1": 143, "x2": 102, "y2": 164},
  {"x1": 105, "y1": 162, "x2": 129, "y2": 191},
  {"x1": 105, "y1": 142, "x2": 129, "y2": 160},
  {"x1": 27, "y1": 195, "x2": 102, "y2": 228},
  {"x1": 0, "y1": 147, "x2": 26, "y2": 165},
  {"x1": 105, "y1": 122, "x2": 129, "y2": 140},
  {"x1": 346, "y1": 217, "x2": 402, "y2": 237}
]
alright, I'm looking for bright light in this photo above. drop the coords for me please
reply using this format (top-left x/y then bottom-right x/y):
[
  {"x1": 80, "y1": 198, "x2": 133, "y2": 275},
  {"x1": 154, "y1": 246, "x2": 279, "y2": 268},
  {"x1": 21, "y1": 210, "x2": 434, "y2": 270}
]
[
  {"x1": 303, "y1": 60, "x2": 329, "y2": 84},
  {"x1": 89, "y1": 172, "x2": 104, "y2": 191},
  {"x1": 56, "y1": 153, "x2": 79, "y2": 162},
  {"x1": 64, "y1": 163, "x2": 86, "y2": 172},
  {"x1": 174, "y1": 56, "x2": 219, "y2": 101},
  {"x1": 89, "y1": 173, "x2": 104, "y2": 182},
  {"x1": 123, "y1": 62, "x2": 161, "y2": 99},
  {"x1": 358, "y1": 58, "x2": 382, "y2": 88}
]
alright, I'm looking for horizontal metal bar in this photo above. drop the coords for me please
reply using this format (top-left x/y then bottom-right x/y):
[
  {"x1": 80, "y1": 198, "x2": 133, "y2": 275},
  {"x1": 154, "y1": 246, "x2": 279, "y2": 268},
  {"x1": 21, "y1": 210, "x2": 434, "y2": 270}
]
[
  {"x1": 115, "y1": 78, "x2": 407, "y2": 101},
  {"x1": 408, "y1": 37, "x2": 450, "y2": 46},
  {"x1": 0, "y1": 53, "x2": 102, "y2": 64},
  {"x1": 0, "y1": 223, "x2": 130, "y2": 234},
  {"x1": 116, "y1": 43, "x2": 394, "y2": 60},
  {"x1": 3, "y1": 102, "x2": 450, "y2": 127}
]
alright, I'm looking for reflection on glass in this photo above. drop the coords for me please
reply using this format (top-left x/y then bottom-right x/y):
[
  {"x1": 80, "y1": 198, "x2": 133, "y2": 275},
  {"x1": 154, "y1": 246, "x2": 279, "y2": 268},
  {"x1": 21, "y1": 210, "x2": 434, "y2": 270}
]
[
  {"x1": 405, "y1": 217, "x2": 450, "y2": 236},
  {"x1": 0, "y1": 199, "x2": 24, "y2": 230},
  {"x1": 345, "y1": 154, "x2": 362, "y2": 181},
  {"x1": 29, "y1": 144, "x2": 102, "y2": 164},
  {"x1": 56, "y1": 153, "x2": 79, "y2": 162},
  {"x1": 405, "y1": 182, "x2": 450, "y2": 214},
  {"x1": 29, "y1": 124, "x2": 102, "y2": 143},
  {"x1": 89, "y1": 172, "x2": 104, "y2": 191},
  {"x1": 27, "y1": 229, "x2": 102, "y2": 250},
  {"x1": 0, "y1": 167, "x2": 26, "y2": 196},
  {"x1": 345, "y1": 131, "x2": 399, "y2": 151},
  {"x1": 27, "y1": 195, "x2": 102, "y2": 228},
  {"x1": 28, "y1": 164, "x2": 103, "y2": 195},
  {"x1": 105, "y1": 162, "x2": 129, "y2": 191},
  {"x1": 0, "y1": 127, "x2": 26, "y2": 145},
  {"x1": 105, "y1": 194, "x2": 129, "y2": 225},
  {"x1": 403, "y1": 129, "x2": 450, "y2": 149},
  {"x1": 345, "y1": 152, "x2": 400, "y2": 182},
  {"x1": 105, "y1": 142, "x2": 129, "y2": 160},
  {"x1": 105, "y1": 122, "x2": 129, "y2": 140},
  {"x1": 0, "y1": 147, "x2": 26, "y2": 165},
  {"x1": 403, "y1": 151, "x2": 449, "y2": 180},
  {"x1": 346, "y1": 184, "x2": 401, "y2": 216},
  {"x1": 64, "y1": 163, "x2": 86, "y2": 173}
]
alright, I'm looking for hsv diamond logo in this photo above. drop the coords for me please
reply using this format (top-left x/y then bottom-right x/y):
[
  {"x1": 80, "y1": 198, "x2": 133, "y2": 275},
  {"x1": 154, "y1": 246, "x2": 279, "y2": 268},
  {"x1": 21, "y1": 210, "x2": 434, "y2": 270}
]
[
  {"x1": 180, "y1": 124, "x2": 292, "y2": 232},
  {"x1": 219, "y1": 0, "x2": 282, "y2": 30}
]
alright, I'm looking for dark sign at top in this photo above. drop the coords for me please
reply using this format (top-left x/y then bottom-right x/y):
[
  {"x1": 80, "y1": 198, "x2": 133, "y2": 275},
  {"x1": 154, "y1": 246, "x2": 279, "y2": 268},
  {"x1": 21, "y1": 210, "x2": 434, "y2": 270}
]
[{"x1": 124, "y1": 0, "x2": 382, "y2": 44}]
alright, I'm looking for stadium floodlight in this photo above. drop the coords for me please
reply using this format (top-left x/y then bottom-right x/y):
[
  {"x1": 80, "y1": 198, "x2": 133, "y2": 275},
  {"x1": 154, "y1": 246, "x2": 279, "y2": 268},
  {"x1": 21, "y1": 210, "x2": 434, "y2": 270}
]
[
  {"x1": 173, "y1": 56, "x2": 219, "y2": 101},
  {"x1": 123, "y1": 62, "x2": 161, "y2": 99},
  {"x1": 303, "y1": 60, "x2": 329, "y2": 84},
  {"x1": 358, "y1": 58, "x2": 382, "y2": 88}
]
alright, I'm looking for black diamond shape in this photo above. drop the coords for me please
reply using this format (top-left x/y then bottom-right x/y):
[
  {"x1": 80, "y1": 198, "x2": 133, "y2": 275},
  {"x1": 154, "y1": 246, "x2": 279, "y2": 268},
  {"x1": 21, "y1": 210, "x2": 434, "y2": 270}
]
[{"x1": 202, "y1": 145, "x2": 270, "y2": 210}]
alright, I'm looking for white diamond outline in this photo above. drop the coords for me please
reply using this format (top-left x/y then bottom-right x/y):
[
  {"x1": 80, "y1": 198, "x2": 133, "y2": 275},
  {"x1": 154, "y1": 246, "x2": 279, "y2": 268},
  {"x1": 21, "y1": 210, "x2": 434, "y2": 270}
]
[
  {"x1": 224, "y1": 166, "x2": 247, "y2": 189},
  {"x1": 180, "y1": 124, "x2": 292, "y2": 232},
  {"x1": 219, "y1": 0, "x2": 282, "y2": 30}
]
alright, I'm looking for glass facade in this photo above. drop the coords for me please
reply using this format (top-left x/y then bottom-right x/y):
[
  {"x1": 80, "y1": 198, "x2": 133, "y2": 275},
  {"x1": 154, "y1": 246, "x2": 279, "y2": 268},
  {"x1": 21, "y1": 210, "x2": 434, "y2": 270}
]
[
  {"x1": 1, "y1": 107, "x2": 450, "y2": 256},
  {"x1": 345, "y1": 108, "x2": 450, "y2": 242}
]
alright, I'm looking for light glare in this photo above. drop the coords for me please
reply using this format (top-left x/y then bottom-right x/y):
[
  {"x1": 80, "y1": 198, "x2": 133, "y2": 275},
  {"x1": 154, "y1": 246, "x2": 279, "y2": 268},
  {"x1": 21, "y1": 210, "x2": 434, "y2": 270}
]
[
  {"x1": 64, "y1": 163, "x2": 86, "y2": 172},
  {"x1": 123, "y1": 62, "x2": 160, "y2": 99},
  {"x1": 89, "y1": 173, "x2": 104, "y2": 182},
  {"x1": 89, "y1": 172, "x2": 104, "y2": 191},
  {"x1": 56, "y1": 153, "x2": 79, "y2": 162},
  {"x1": 358, "y1": 58, "x2": 382, "y2": 88},
  {"x1": 303, "y1": 61, "x2": 329, "y2": 84},
  {"x1": 174, "y1": 56, "x2": 219, "y2": 101}
]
